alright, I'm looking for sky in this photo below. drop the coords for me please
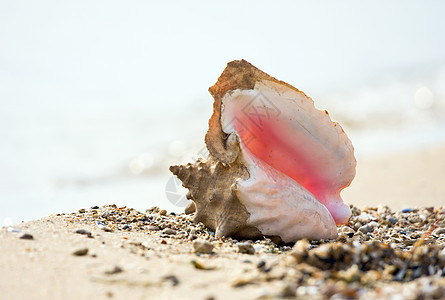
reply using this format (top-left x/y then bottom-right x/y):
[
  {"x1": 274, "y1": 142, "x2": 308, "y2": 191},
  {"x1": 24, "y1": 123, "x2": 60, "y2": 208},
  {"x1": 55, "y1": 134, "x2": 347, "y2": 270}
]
[{"x1": 1, "y1": 1, "x2": 445, "y2": 110}]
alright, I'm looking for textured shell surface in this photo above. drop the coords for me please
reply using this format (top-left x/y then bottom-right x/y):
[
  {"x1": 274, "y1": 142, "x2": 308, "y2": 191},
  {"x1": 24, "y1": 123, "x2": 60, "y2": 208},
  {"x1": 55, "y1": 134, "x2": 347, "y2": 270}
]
[{"x1": 170, "y1": 60, "x2": 356, "y2": 242}]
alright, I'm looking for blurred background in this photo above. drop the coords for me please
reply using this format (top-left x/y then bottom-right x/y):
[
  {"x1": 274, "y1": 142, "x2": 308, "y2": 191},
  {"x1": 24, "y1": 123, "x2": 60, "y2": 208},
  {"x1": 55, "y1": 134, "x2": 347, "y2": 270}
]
[{"x1": 1, "y1": 1, "x2": 445, "y2": 226}]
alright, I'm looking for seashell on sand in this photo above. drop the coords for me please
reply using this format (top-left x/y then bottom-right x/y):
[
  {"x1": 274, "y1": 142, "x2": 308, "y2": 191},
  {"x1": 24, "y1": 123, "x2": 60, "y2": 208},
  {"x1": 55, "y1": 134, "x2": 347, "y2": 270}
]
[{"x1": 170, "y1": 60, "x2": 356, "y2": 242}]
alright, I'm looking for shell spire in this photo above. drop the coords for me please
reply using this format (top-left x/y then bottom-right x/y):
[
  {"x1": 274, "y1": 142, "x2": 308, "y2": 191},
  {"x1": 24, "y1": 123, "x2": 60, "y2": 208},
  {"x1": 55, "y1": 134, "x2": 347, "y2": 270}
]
[{"x1": 169, "y1": 158, "x2": 263, "y2": 239}]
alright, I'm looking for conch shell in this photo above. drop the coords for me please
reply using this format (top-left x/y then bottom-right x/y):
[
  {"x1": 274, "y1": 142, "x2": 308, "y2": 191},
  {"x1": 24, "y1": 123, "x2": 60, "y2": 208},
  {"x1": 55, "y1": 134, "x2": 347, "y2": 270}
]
[{"x1": 170, "y1": 60, "x2": 356, "y2": 242}]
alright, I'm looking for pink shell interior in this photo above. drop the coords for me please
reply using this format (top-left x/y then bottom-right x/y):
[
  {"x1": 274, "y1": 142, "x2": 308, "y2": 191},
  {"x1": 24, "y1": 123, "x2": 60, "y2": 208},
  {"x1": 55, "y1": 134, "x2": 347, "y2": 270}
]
[{"x1": 221, "y1": 81, "x2": 356, "y2": 225}]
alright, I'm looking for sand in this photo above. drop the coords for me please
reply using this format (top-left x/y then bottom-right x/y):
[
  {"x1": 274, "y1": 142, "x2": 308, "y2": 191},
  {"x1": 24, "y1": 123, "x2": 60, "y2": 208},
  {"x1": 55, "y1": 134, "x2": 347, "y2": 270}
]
[
  {"x1": 343, "y1": 144, "x2": 445, "y2": 209},
  {"x1": 0, "y1": 214, "x2": 271, "y2": 300},
  {"x1": 1, "y1": 145, "x2": 445, "y2": 300}
]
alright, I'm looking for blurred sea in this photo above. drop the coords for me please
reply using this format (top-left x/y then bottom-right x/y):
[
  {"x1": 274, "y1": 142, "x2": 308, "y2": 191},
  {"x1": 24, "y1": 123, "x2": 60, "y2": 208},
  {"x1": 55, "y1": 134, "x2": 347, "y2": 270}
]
[{"x1": 2, "y1": 64, "x2": 445, "y2": 226}]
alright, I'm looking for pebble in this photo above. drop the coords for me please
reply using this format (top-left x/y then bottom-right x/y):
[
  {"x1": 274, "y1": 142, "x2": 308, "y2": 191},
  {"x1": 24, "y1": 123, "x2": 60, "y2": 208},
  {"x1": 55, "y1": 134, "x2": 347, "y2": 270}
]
[
  {"x1": 253, "y1": 244, "x2": 264, "y2": 251},
  {"x1": 358, "y1": 225, "x2": 373, "y2": 234},
  {"x1": 104, "y1": 265, "x2": 123, "y2": 275},
  {"x1": 368, "y1": 221, "x2": 379, "y2": 229},
  {"x1": 7, "y1": 227, "x2": 21, "y2": 233},
  {"x1": 401, "y1": 208, "x2": 413, "y2": 213},
  {"x1": 237, "y1": 242, "x2": 255, "y2": 254},
  {"x1": 75, "y1": 229, "x2": 92, "y2": 237},
  {"x1": 339, "y1": 226, "x2": 355, "y2": 234},
  {"x1": 19, "y1": 233, "x2": 34, "y2": 240},
  {"x1": 72, "y1": 248, "x2": 89, "y2": 256},
  {"x1": 78, "y1": 209, "x2": 86, "y2": 213},
  {"x1": 96, "y1": 221, "x2": 105, "y2": 229},
  {"x1": 162, "y1": 275, "x2": 179, "y2": 286},
  {"x1": 147, "y1": 225, "x2": 160, "y2": 231},
  {"x1": 159, "y1": 209, "x2": 167, "y2": 216},
  {"x1": 190, "y1": 260, "x2": 214, "y2": 270},
  {"x1": 193, "y1": 239, "x2": 214, "y2": 254},
  {"x1": 257, "y1": 260, "x2": 266, "y2": 270},
  {"x1": 357, "y1": 214, "x2": 372, "y2": 224},
  {"x1": 388, "y1": 217, "x2": 398, "y2": 226},
  {"x1": 162, "y1": 228, "x2": 177, "y2": 235}
]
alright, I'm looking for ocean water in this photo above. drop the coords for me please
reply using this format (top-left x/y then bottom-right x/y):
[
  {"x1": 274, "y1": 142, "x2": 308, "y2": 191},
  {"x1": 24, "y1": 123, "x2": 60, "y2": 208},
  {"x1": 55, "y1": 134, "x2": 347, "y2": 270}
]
[{"x1": 2, "y1": 1, "x2": 445, "y2": 225}]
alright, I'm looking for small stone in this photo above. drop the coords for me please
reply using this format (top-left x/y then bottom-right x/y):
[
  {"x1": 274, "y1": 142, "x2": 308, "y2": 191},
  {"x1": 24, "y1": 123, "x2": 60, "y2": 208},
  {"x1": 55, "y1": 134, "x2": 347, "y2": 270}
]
[
  {"x1": 237, "y1": 242, "x2": 255, "y2": 254},
  {"x1": 147, "y1": 206, "x2": 160, "y2": 213},
  {"x1": 401, "y1": 208, "x2": 413, "y2": 213},
  {"x1": 190, "y1": 260, "x2": 214, "y2": 270},
  {"x1": 408, "y1": 215, "x2": 422, "y2": 223},
  {"x1": 104, "y1": 265, "x2": 123, "y2": 275},
  {"x1": 357, "y1": 214, "x2": 372, "y2": 224},
  {"x1": 257, "y1": 260, "x2": 266, "y2": 270},
  {"x1": 147, "y1": 225, "x2": 160, "y2": 231},
  {"x1": 162, "y1": 275, "x2": 179, "y2": 286},
  {"x1": 91, "y1": 205, "x2": 99, "y2": 209},
  {"x1": 292, "y1": 239, "x2": 310, "y2": 262},
  {"x1": 339, "y1": 226, "x2": 355, "y2": 234},
  {"x1": 96, "y1": 221, "x2": 105, "y2": 229},
  {"x1": 368, "y1": 221, "x2": 379, "y2": 229},
  {"x1": 253, "y1": 244, "x2": 264, "y2": 251},
  {"x1": 193, "y1": 239, "x2": 214, "y2": 254},
  {"x1": 73, "y1": 248, "x2": 89, "y2": 256},
  {"x1": 19, "y1": 233, "x2": 34, "y2": 240},
  {"x1": 159, "y1": 209, "x2": 167, "y2": 216},
  {"x1": 358, "y1": 225, "x2": 372, "y2": 234},
  {"x1": 78, "y1": 209, "x2": 86, "y2": 213},
  {"x1": 388, "y1": 217, "x2": 398, "y2": 226},
  {"x1": 160, "y1": 239, "x2": 167, "y2": 244},
  {"x1": 75, "y1": 229, "x2": 92, "y2": 237},
  {"x1": 7, "y1": 227, "x2": 21, "y2": 233},
  {"x1": 162, "y1": 228, "x2": 177, "y2": 235}
]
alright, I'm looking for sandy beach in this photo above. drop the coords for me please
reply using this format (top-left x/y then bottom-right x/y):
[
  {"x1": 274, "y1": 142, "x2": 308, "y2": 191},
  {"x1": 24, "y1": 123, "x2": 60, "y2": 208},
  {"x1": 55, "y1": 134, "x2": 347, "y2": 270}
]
[
  {"x1": 344, "y1": 144, "x2": 445, "y2": 209},
  {"x1": 1, "y1": 145, "x2": 445, "y2": 300}
]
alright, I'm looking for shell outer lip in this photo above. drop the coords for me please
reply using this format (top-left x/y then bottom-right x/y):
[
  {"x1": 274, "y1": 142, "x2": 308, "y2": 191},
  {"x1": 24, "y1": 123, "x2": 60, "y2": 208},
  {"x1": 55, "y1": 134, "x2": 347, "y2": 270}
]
[{"x1": 205, "y1": 60, "x2": 310, "y2": 165}]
